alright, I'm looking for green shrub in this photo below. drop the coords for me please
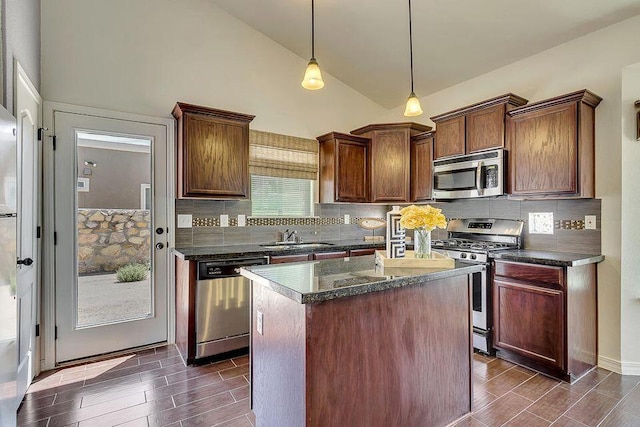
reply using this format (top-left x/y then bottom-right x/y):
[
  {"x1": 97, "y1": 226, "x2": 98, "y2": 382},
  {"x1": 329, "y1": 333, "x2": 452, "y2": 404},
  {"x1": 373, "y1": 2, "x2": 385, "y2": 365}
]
[{"x1": 116, "y1": 263, "x2": 149, "y2": 283}]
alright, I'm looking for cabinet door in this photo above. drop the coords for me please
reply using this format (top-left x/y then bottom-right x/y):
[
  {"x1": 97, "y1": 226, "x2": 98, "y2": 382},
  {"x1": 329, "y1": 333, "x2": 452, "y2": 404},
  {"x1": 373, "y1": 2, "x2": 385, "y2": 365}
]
[
  {"x1": 433, "y1": 116, "x2": 465, "y2": 159},
  {"x1": 313, "y1": 251, "x2": 348, "y2": 260},
  {"x1": 336, "y1": 139, "x2": 368, "y2": 202},
  {"x1": 370, "y1": 129, "x2": 410, "y2": 202},
  {"x1": 411, "y1": 135, "x2": 433, "y2": 201},
  {"x1": 493, "y1": 278, "x2": 565, "y2": 371},
  {"x1": 270, "y1": 254, "x2": 311, "y2": 264},
  {"x1": 507, "y1": 102, "x2": 578, "y2": 196},
  {"x1": 466, "y1": 104, "x2": 505, "y2": 153},
  {"x1": 182, "y1": 113, "x2": 249, "y2": 198},
  {"x1": 349, "y1": 248, "x2": 376, "y2": 257}
]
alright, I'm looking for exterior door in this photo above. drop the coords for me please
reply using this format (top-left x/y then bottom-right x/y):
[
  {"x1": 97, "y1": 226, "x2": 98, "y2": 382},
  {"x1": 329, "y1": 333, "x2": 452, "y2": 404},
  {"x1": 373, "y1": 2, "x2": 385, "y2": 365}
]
[
  {"x1": 53, "y1": 111, "x2": 169, "y2": 363},
  {"x1": 15, "y1": 62, "x2": 41, "y2": 406}
]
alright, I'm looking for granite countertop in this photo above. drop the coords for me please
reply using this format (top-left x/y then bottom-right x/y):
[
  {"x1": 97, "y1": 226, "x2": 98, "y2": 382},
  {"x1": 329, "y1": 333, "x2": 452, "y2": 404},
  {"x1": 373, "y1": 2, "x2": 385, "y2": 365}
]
[
  {"x1": 491, "y1": 250, "x2": 604, "y2": 267},
  {"x1": 173, "y1": 239, "x2": 385, "y2": 261},
  {"x1": 240, "y1": 255, "x2": 485, "y2": 304}
]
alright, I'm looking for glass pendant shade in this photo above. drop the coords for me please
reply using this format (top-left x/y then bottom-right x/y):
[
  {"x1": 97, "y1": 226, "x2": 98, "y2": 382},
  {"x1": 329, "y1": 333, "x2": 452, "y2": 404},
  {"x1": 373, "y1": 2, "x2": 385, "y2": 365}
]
[
  {"x1": 301, "y1": 58, "x2": 324, "y2": 90},
  {"x1": 404, "y1": 92, "x2": 423, "y2": 117}
]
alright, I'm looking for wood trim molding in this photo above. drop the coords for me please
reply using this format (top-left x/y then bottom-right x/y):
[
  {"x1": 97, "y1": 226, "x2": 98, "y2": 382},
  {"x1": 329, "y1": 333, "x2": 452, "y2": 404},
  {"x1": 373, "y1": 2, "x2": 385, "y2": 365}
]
[
  {"x1": 507, "y1": 90, "x2": 602, "y2": 117},
  {"x1": 350, "y1": 122, "x2": 432, "y2": 135},
  {"x1": 430, "y1": 93, "x2": 528, "y2": 122},
  {"x1": 411, "y1": 130, "x2": 436, "y2": 141},
  {"x1": 172, "y1": 102, "x2": 255, "y2": 123},
  {"x1": 317, "y1": 131, "x2": 370, "y2": 144}
]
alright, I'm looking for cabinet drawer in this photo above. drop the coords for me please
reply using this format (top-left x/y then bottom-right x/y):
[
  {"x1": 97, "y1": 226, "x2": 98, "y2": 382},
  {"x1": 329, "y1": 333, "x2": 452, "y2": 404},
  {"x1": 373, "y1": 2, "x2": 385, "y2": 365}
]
[
  {"x1": 270, "y1": 254, "x2": 311, "y2": 264},
  {"x1": 349, "y1": 248, "x2": 376, "y2": 257},
  {"x1": 494, "y1": 260, "x2": 564, "y2": 287},
  {"x1": 313, "y1": 251, "x2": 348, "y2": 260}
]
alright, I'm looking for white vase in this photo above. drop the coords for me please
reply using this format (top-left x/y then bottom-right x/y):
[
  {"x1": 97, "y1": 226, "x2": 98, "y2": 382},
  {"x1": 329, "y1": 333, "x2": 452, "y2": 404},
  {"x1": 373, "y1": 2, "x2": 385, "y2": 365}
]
[{"x1": 386, "y1": 206, "x2": 405, "y2": 258}]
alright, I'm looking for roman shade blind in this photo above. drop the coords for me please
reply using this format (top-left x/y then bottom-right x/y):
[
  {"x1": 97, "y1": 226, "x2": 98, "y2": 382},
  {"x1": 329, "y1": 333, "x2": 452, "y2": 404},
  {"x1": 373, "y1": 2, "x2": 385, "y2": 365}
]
[{"x1": 249, "y1": 130, "x2": 319, "y2": 180}]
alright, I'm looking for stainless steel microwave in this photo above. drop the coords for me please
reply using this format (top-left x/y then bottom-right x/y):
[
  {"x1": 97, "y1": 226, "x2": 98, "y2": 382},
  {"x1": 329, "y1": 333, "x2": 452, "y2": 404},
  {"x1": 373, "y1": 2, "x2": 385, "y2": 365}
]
[{"x1": 432, "y1": 149, "x2": 505, "y2": 199}]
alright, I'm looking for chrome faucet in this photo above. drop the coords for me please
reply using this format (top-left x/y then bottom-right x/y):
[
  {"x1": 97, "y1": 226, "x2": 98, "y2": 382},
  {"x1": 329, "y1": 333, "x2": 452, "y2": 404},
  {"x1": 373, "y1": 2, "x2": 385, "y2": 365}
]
[{"x1": 283, "y1": 229, "x2": 298, "y2": 243}]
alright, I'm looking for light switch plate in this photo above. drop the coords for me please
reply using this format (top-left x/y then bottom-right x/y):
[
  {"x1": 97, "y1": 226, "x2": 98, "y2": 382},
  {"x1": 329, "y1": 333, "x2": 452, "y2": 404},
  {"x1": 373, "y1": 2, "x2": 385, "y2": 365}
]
[
  {"x1": 528, "y1": 212, "x2": 554, "y2": 234},
  {"x1": 237, "y1": 214, "x2": 246, "y2": 227},
  {"x1": 220, "y1": 214, "x2": 229, "y2": 227},
  {"x1": 585, "y1": 215, "x2": 597, "y2": 230},
  {"x1": 344, "y1": 214, "x2": 350, "y2": 225},
  {"x1": 257, "y1": 311, "x2": 264, "y2": 335},
  {"x1": 177, "y1": 214, "x2": 192, "y2": 228}
]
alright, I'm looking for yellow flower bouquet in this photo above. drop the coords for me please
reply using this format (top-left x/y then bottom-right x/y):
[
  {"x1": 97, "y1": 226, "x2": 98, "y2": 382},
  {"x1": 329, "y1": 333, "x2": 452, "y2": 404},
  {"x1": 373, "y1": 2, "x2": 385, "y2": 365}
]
[{"x1": 399, "y1": 205, "x2": 447, "y2": 258}]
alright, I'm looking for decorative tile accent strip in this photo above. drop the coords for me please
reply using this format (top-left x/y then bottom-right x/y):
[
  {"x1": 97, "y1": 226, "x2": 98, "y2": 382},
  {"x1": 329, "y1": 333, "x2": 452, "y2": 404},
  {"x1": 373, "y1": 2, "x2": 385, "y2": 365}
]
[
  {"x1": 555, "y1": 220, "x2": 585, "y2": 230},
  {"x1": 191, "y1": 216, "x2": 385, "y2": 227}
]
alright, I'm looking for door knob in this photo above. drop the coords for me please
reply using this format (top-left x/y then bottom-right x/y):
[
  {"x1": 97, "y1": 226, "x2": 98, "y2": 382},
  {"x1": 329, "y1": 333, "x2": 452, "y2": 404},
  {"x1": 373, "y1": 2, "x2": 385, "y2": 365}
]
[
  {"x1": 155, "y1": 243, "x2": 165, "y2": 250},
  {"x1": 17, "y1": 258, "x2": 34, "y2": 266}
]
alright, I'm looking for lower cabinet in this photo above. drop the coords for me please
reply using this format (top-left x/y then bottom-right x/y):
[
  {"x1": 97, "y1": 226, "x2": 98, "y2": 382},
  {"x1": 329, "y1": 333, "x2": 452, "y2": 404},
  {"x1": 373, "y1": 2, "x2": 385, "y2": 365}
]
[
  {"x1": 493, "y1": 260, "x2": 597, "y2": 382},
  {"x1": 270, "y1": 249, "x2": 372, "y2": 264},
  {"x1": 270, "y1": 254, "x2": 312, "y2": 264}
]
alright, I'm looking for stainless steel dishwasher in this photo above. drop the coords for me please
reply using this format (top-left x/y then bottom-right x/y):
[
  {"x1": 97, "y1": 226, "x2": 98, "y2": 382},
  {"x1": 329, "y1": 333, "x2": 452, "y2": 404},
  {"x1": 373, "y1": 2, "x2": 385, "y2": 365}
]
[{"x1": 196, "y1": 257, "x2": 268, "y2": 359}]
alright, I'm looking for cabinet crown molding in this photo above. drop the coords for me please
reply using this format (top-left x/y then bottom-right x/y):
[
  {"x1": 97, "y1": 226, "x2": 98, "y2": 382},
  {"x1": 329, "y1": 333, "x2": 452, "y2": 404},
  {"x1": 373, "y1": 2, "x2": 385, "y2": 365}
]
[
  {"x1": 411, "y1": 130, "x2": 435, "y2": 141},
  {"x1": 507, "y1": 89, "x2": 602, "y2": 117},
  {"x1": 350, "y1": 122, "x2": 431, "y2": 135},
  {"x1": 430, "y1": 93, "x2": 528, "y2": 123},
  {"x1": 172, "y1": 102, "x2": 255, "y2": 123},
  {"x1": 316, "y1": 131, "x2": 370, "y2": 143}
]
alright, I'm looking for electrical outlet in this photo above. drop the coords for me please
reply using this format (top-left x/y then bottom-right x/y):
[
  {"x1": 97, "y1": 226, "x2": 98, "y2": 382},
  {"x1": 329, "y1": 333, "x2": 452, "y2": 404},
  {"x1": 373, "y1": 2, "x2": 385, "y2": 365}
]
[
  {"x1": 220, "y1": 214, "x2": 229, "y2": 227},
  {"x1": 528, "y1": 212, "x2": 554, "y2": 234},
  {"x1": 257, "y1": 311, "x2": 264, "y2": 335},
  {"x1": 344, "y1": 214, "x2": 350, "y2": 225},
  {"x1": 237, "y1": 214, "x2": 246, "y2": 227},
  {"x1": 177, "y1": 214, "x2": 192, "y2": 228},
  {"x1": 585, "y1": 215, "x2": 597, "y2": 230}
]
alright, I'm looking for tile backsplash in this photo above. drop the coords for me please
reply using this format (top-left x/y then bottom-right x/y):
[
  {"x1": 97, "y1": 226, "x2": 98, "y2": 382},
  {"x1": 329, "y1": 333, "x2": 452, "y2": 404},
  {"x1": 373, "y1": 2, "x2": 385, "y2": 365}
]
[{"x1": 175, "y1": 198, "x2": 601, "y2": 255}]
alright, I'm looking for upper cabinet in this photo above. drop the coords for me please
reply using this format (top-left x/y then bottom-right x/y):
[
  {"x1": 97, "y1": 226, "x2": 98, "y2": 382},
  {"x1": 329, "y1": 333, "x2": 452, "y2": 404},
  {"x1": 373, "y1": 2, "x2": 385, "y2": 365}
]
[
  {"x1": 506, "y1": 90, "x2": 602, "y2": 198},
  {"x1": 172, "y1": 103, "x2": 255, "y2": 199},
  {"x1": 430, "y1": 94, "x2": 528, "y2": 160},
  {"x1": 410, "y1": 131, "x2": 434, "y2": 202},
  {"x1": 317, "y1": 132, "x2": 370, "y2": 203},
  {"x1": 351, "y1": 123, "x2": 431, "y2": 203}
]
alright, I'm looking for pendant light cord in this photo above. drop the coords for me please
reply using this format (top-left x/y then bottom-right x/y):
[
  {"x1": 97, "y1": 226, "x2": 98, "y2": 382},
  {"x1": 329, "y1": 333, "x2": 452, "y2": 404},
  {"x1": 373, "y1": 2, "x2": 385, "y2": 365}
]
[
  {"x1": 408, "y1": 0, "x2": 414, "y2": 93},
  {"x1": 311, "y1": 0, "x2": 315, "y2": 59}
]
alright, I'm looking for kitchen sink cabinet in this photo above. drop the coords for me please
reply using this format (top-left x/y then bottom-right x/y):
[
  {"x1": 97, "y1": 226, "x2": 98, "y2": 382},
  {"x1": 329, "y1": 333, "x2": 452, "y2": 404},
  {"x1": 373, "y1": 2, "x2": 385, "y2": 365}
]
[
  {"x1": 351, "y1": 122, "x2": 431, "y2": 203},
  {"x1": 172, "y1": 103, "x2": 255, "y2": 199},
  {"x1": 410, "y1": 131, "x2": 434, "y2": 202},
  {"x1": 270, "y1": 254, "x2": 312, "y2": 264},
  {"x1": 506, "y1": 90, "x2": 602, "y2": 198},
  {"x1": 493, "y1": 260, "x2": 597, "y2": 382},
  {"x1": 430, "y1": 94, "x2": 528, "y2": 160},
  {"x1": 317, "y1": 132, "x2": 370, "y2": 203},
  {"x1": 313, "y1": 251, "x2": 349, "y2": 260}
]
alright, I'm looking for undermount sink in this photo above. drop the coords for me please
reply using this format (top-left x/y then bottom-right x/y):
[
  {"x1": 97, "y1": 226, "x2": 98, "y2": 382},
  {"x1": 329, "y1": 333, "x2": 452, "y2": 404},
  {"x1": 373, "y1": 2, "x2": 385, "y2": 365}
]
[{"x1": 259, "y1": 242, "x2": 335, "y2": 250}]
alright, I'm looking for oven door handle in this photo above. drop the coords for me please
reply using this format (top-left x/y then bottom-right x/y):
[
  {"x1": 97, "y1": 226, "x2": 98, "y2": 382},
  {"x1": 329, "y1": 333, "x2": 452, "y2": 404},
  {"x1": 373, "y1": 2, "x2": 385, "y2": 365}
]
[{"x1": 476, "y1": 161, "x2": 484, "y2": 196}]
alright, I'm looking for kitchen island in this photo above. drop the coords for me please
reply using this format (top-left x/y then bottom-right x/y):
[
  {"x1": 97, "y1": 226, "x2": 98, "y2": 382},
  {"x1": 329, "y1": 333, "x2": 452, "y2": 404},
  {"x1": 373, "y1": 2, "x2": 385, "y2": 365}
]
[{"x1": 240, "y1": 255, "x2": 484, "y2": 427}]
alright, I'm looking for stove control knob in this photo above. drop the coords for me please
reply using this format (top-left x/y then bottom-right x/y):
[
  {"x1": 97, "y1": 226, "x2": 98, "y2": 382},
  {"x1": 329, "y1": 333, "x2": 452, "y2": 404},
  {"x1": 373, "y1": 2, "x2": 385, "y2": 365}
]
[
  {"x1": 470, "y1": 254, "x2": 477, "y2": 260},
  {"x1": 460, "y1": 253, "x2": 467, "y2": 259}
]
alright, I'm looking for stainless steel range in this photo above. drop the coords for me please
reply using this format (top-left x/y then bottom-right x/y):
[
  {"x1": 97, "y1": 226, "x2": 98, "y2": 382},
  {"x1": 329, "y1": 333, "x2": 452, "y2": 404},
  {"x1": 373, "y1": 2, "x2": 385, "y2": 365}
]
[{"x1": 432, "y1": 218, "x2": 524, "y2": 354}]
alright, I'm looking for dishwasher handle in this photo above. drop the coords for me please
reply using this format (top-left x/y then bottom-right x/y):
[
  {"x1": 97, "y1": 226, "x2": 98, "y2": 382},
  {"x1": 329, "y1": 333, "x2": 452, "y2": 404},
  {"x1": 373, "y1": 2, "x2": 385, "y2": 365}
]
[{"x1": 197, "y1": 257, "x2": 268, "y2": 280}]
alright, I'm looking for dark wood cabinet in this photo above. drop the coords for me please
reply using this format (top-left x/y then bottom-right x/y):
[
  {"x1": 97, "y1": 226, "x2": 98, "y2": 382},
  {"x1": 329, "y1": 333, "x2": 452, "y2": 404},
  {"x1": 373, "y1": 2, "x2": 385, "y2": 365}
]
[
  {"x1": 317, "y1": 132, "x2": 370, "y2": 203},
  {"x1": 506, "y1": 90, "x2": 602, "y2": 198},
  {"x1": 351, "y1": 123, "x2": 431, "y2": 203},
  {"x1": 411, "y1": 131, "x2": 434, "y2": 202},
  {"x1": 431, "y1": 94, "x2": 528, "y2": 160},
  {"x1": 172, "y1": 103, "x2": 255, "y2": 199},
  {"x1": 493, "y1": 260, "x2": 597, "y2": 382},
  {"x1": 349, "y1": 248, "x2": 376, "y2": 257},
  {"x1": 313, "y1": 251, "x2": 348, "y2": 260},
  {"x1": 270, "y1": 254, "x2": 312, "y2": 264}
]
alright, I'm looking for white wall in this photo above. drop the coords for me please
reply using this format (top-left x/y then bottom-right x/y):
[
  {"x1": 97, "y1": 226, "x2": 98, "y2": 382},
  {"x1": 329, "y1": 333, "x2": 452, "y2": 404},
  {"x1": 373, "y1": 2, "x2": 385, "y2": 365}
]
[
  {"x1": 621, "y1": 63, "x2": 640, "y2": 374},
  {"x1": 40, "y1": 0, "x2": 387, "y2": 139},
  {"x1": 382, "y1": 14, "x2": 640, "y2": 369},
  {"x1": 3, "y1": 0, "x2": 40, "y2": 114}
]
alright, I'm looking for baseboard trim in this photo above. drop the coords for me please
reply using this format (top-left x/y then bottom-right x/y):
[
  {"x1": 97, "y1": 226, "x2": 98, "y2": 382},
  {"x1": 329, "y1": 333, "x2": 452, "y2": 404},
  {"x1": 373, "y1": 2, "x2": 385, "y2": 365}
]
[
  {"x1": 598, "y1": 356, "x2": 640, "y2": 376},
  {"x1": 598, "y1": 355, "x2": 622, "y2": 374}
]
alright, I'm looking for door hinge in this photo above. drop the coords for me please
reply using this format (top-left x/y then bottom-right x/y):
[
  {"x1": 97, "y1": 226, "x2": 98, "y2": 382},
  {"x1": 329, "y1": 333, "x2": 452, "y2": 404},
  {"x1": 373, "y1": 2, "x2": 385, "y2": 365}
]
[
  {"x1": 35, "y1": 324, "x2": 40, "y2": 337},
  {"x1": 38, "y1": 127, "x2": 49, "y2": 141},
  {"x1": 37, "y1": 226, "x2": 41, "y2": 239},
  {"x1": 54, "y1": 231, "x2": 58, "y2": 245},
  {"x1": 55, "y1": 326, "x2": 58, "y2": 340},
  {"x1": 52, "y1": 135, "x2": 57, "y2": 150}
]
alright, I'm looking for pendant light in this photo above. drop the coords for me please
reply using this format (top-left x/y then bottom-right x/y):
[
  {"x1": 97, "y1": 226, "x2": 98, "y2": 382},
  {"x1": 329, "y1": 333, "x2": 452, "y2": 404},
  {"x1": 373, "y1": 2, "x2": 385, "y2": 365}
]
[
  {"x1": 301, "y1": 0, "x2": 325, "y2": 90},
  {"x1": 404, "y1": 0, "x2": 423, "y2": 116}
]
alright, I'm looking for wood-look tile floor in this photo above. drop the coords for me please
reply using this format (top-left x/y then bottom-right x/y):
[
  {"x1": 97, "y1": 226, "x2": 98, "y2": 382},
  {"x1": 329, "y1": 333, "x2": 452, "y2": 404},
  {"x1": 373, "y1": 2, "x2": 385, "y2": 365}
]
[{"x1": 18, "y1": 345, "x2": 640, "y2": 427}]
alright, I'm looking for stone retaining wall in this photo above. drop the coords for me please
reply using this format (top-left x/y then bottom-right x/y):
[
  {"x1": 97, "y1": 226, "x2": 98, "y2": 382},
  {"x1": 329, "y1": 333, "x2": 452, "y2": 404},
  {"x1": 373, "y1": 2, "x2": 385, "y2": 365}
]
[{"x1": 78, "y1": 209, "x2": 150, "y2": 274}]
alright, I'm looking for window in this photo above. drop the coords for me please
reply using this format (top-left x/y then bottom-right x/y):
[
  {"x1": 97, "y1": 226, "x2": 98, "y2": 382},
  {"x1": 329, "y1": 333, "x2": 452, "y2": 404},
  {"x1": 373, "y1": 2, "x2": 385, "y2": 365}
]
[
  {"x1": 251, "y1": 175, "x2": 314, "y2": 217},
  {"x1": 140, "y1": 184, "x2": 151, "y2": 210},
  {"x1": 248, "y1": 130, "x2": 318, "y2": 217}
]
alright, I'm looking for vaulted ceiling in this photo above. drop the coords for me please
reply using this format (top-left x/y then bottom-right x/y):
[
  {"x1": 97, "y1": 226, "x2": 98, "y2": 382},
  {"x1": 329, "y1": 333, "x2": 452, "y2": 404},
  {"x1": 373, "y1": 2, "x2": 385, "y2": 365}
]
[{"x1": 212, "y1": 0, "x2": 640, "y2": 109}]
